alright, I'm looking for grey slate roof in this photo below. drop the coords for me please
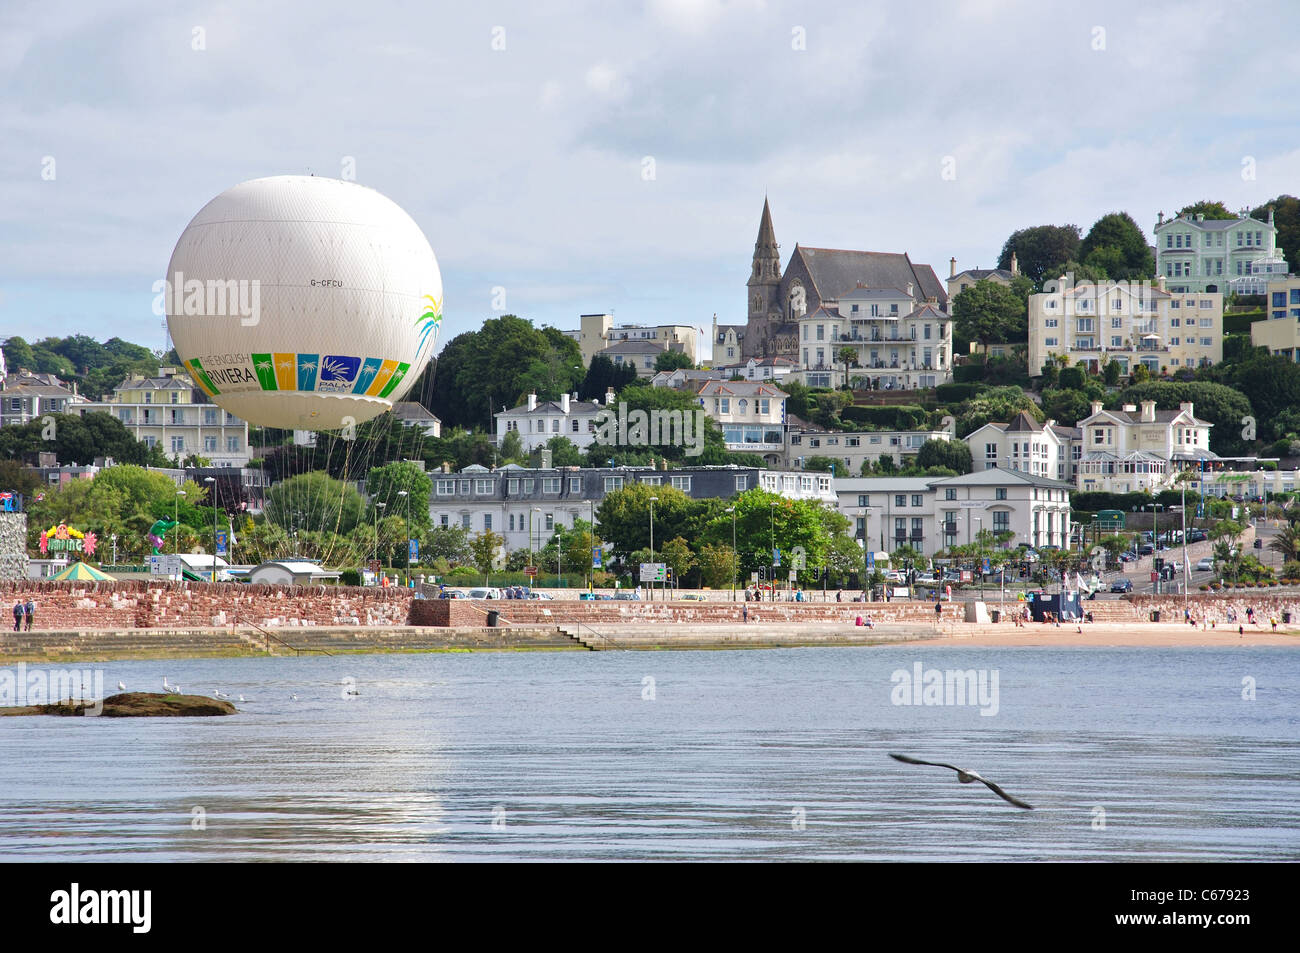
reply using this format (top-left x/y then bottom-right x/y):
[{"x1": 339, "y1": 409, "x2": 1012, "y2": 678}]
[
  {"x1": 792, "y1": 247, "x2": 947, "y2": 307},
  {"x1": 597, "y1": 341, "x2": 665, "y2": 355},
  {"x1": 952, "y1": 268, "x2": 1015, "y2": 282}
]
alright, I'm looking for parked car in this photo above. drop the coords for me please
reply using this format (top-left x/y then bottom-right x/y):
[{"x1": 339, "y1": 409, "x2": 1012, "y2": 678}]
[
  {"x1": 613, "y1": 591, "x2": 641, "y2": 601},
  {"x1": 680, "y1": 593, "x2": 707, "y2": 601},
  {"x1": 1196, "y1": 557, "x2": 1215, "y2": 571},
  {"x1": 578, "y1": 592, "x2": 598, "y2": 601},
  {"x1": 1187, "y1": 530, "x2": 1208, "y2": 543},
  {"x1": 526, "y1": 591, "x2": 553, "y2": 600},
  {"x1": 1118, "y1": 551, "x2": 1137, "y2": 563},
  {"x1": 1138, "y1": 544, "x2": 1154, "y2": 556},
  {"x1": 466, "y1": 587, "x2": 503, "y2": 600},
  {"x1": 439, "y1": 589, "x2": 468, "y2": 599},
  {"x1": 914, "y1": 573, "x2": 938, "y2": 585},
  {"x1": 1110, "y1": 578, "x2": 1133, "y2": 593}
]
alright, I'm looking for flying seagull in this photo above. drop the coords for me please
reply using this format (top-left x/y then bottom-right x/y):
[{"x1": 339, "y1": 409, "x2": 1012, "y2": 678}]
[{"x1": 889, "y1": 753, "x2": 1034, "y2": 810}]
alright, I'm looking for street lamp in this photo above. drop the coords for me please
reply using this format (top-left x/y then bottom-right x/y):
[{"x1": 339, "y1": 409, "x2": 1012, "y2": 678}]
[
  {"x1": 397, "y1": 489, "x2": 410, "y2": 583},
  {"x1": 769, "y1": 500, "x2": 778, "y2": 603},
  {"x1": 726, "y1": 506, "x2": 737, "y2": 602},
  {"x1": 174, "y1": 490, "x2": 186, "y2": 554},
  {"x1": 203, "y1": 476, "x2": 217, "y2": 582},
  {"x1": 375, "y1": 501, "x2": 386, "y2": 575},
  {"x1": 531, "y1": 506, "x2": 541, "y2": 590},
  {"x1": 648, "y1": 496, "x2": 658, "y2": 602},
  {"x1": 974, "y1": 516, "x2": 983, "y2": 600}
]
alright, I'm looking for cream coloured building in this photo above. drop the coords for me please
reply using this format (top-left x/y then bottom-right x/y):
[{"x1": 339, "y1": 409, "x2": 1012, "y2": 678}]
[
  {"x1": 72, "y1": 368, "x2": 250, "y2": 467},
  {"x1": 570, "y1": 313, "x2": 698, "y2": 367},
  {"x1": 1075, "y1": 400, "x2": 1212, "y2": 493},
  {"x1": 836, "y1": 468, "x2": 1073, "y2": 557},
  {"x1": 964, "y1": 411, "x2": 1080, "y2": 485},
  {"x1": 1249, "y1": 276, "x2": 1300, "y2": 361},
  {"x1": 1028, "y1": 277, "x2": 1222, "y2": 377}
]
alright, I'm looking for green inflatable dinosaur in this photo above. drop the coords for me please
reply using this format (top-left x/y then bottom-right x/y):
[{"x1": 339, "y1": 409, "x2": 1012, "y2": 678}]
[{"x1": 147, "y1": 518, "x2": 179, "y2": 555}]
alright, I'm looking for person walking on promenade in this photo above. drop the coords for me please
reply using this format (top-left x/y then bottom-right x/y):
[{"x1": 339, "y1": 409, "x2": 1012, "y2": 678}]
[
  {"x1": 23, "y1": 598, "x2": 34, "y2": 632},
  {"x1": 11, "y1": 600, "x2": 22, "y2": 632},
  {"x1": 742, "y1": 603, "x2": 748, "y2": 624}
]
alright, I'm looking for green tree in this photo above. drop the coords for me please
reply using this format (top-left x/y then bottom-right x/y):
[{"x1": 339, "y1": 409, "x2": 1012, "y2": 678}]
[
  {"x1": 1103, "y1": 359, "x2": 1121, "y2": 386},
  {"x1": 997, "y1": 224, "x2": 1082, "y2": 285},
  {"x1": 585, "y1": 385, "x2": 729, "y2": 466},
  {"x1": 1040, "y1": 388, "x2": 1095, "y2": 427},
  {"x1": 1250, "y1": 195, "x2": 1300, "y2": 274},
  {"x1": 1119, "y1": 380, "x2": 1253, "y2": 455},
  {"x1": 579, "y1": 354, "x2": 637, "y2": 402},
  {"x1": 697, "y1": 542, "x2": 739, "y2": 590},
  {"x1": 660, "y1": 536, "x2": 696, "y2": 585},
  {"x1": 430, "y1": 316, "x2": 584, "y2": 429},
  {"x1": 365, "y1": 460, "x2": 433, "y2": 533},
  {"x1": 423, "y1": 525, "x2": 473, "y2": 565},
  {"x1": 837, "y1": 346, "x2": 857, "y2": 388},
  {"x1": 951, "y1": 280, "x2": 1026, "y2": 351},
  {"x1": 954, "y1": 386, "x2": 1043, "y2": 437},
  {"x1": 915, "y1": 438, "x2": 972, "y2": 474},
  {"x1": 1079, "y1": 212, "x2": 1155, "y2": 280},
  {"x1": 1178, "y1": 201, "x2": 1235, "y2": 221},
  {"x1": 544, "y1": 435, "x2": 584, "y2": 467},
  {"x1": 266, "y1": 471, "x2": 366, "y2": 537},
  {"x1": 499, "y1": 429, "x2": 526, "y2": 463},
  {"x1": 653, "y1": 350, "x2": 694, "y2": 372},
  {"x1": 470, "y1": 529, "x2": 504, "y2": 578}
]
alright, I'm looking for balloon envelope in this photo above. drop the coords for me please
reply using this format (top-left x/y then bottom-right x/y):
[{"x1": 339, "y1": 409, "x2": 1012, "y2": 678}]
[{"x1": 164, "y1": 175, "x2": 442, "y2": 430}]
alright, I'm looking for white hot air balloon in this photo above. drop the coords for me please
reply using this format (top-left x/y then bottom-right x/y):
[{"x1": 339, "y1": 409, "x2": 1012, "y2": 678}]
[{"x1": 163, "y1": 176, "x2": 442, "y2": 431}]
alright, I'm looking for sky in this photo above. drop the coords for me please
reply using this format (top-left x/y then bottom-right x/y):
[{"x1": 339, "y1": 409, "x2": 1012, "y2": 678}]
[{"x1": 3, "y1": 0, "x2": 1299, "y2": 361}]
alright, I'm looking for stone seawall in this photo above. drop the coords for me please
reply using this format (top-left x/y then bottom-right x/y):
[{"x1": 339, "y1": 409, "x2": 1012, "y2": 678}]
[{"x1": 0, "y1": 579, "x2": 414, "y2": 629}]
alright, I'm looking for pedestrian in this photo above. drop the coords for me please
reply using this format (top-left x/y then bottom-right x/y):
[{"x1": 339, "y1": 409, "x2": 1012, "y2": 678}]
[
  {"x1": 11, "y1": 600, "x2": 21, "y2": 632},
  {"x1": 23, "y1": 598, "x2": 34, "y2": 632},
  {"x1": 742, "y1": 603, "x2": 748, "y2": 624},
  {"x1": 836, "y1": 590, "x2": 842, "y2": 603},
  {"x1": 1239, "y1": 624, "x2": 1244, "y2": 638},
  {"x1": 934, "y1": 601, "x2": 942, "y2": 625},
  {"x1": 1271, "y1": 617, "x2": 1278, "y2": 633}
]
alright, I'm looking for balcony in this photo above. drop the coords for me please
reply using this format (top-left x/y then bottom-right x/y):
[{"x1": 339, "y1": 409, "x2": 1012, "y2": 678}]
[
  {"x1": 909, "y1": 532, "x2": 924, "y2": 542},
  {"x1": 943, "y1": 523, "x2": 958, "y2": 536},
  {"x1": 893, "y1": 533, "x2": 908, "y2": 544}
]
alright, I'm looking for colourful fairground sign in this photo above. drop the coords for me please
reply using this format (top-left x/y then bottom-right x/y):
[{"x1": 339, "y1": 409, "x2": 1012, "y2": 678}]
[{"x1": 39, "y1": 523, "x2": 98, "y2": 556}]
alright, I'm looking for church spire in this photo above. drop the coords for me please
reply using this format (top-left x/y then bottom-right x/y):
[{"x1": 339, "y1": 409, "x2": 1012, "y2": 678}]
[{"x1": 750, "y1": 196, "x2": 781, "y2": 284}]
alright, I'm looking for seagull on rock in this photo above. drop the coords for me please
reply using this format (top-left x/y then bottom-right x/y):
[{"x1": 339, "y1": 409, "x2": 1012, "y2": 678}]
[
  {"x1": 117, "y1": 681, "x2": 126, "y2": 692},
  {"x1": 889, "y1": 753, "x2": 1034, "y2": 810}
]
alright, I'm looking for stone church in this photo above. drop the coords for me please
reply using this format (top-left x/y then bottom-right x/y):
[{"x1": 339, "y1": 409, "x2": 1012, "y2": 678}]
[{"x1": 729, "y1": 198, "x2": 948, "y2": 362}]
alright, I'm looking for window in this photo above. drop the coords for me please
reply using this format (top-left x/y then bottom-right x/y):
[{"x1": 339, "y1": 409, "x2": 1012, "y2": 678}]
[
  {"x1": 170, "y1": 391, "x2": 179, "y2": 404},
  {"x1": 204, "y1": 436, "x2": 217, "y2": 452},
  {"x1": 911, "y1": 494, "x2": 922, "y2": 507},
  {"x1": 995, "y1": 487, "x2": 1007, "y2": 501},
  {"x1": 894, "y1": 494, "x2": 906, "y2": 507},
  {"x1": 640, "y1": 475, "x2": 662, "y2": 486},
  {"x1": 720, "y1": 398, "x2": 730, "y2": 414},
  {"x1": 484, "y1": 514, "x2": 492, "y2": 530},
  {"x1": 604, "y1": 477, "x2": 624, "y2": 492},
  {"x1": 1044, "y1": 337, "x2": 1058, "y2": 347},
  {"x1": 462, "y1": 514, "x2": 471, "y2": 529},
  {"x1": 520, "y1": 479, "x2": 533, "y2": 494},
  {"x1": 945, "y1": 488, "x2": 956, "y2": 500},
  {"x1": 437, "y1": 480, "x2": 455, "y2": 496},
  {"x1": 1111, "y1": 336, "x2": 1123, "y2": 347},
  {"x1": 226, "y1": 437, "x2": 239, "y2": 452},
  {"x1": 545, "y1": 513, "x2": 555, "y2": 531},
  {"x1": 474, "y1": 479, "x2": 494, "y2": 494},
  {"x1": 736, "y1": 476, "x2": 748, "y2": 491},
  {"x1": 552, "y1": 419, "x2": 560, "y2": 433},
  {"x1": 542, "y1": 478, "x2": 561, "y2": 494},
  {"x1": 1199, "y1": 317, "x2": 1213, "y2": 328},
  {"x1": 459, "y1": 480, "x2": 471, "y2": 493},
  {"x1": 570, "y1": 477, "x2": 581, "y2": 493},
  {"x1": 670, "y1": 475, "x2": 692, "y2": 491},
  {"x1": 204, "y1": 409, "x2": 218, "y2": 425},
  {"x1": 509, "y1": 513, "x2": 516, "y2": 531},
  {"x1": 757, "y1": 398, "x2": 770, "y2": 415},
  {"x1": 992, "y1": 511, "x2": 1009, "y2": 532},
  {"x1": 170, "y1": 436, "x2": 184, "y2": 452},
  {"x1": 1112, "y1": 316, "x2": 1123, "y2": 328},
  {"x1": 1044, "y1": 318, "x2": 1058, "y2": 328},
  {"x1": 737, "y1": 399, "x2": 748, "y2": 415},
  {"x1": 858, "y1": 494, "x2": 870, "y2": 506},
  {"x1": 572, "y1": 420, "x2": 580, "y2": 433},
  {"x1": 440, "y1": 514, "x2": 449, "y2": 528},
  {"x1": 1171, "y1": 337, "x2": 1179, "y2": 346},
  {"x1": 1200, "y1": 337, "x2": 1213, "y2": 346}
]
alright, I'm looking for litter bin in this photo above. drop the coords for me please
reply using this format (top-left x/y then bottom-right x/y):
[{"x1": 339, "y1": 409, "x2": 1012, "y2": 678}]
[
  {"x1": 1285, "y1": 611, "x2": 1292, "y2": 624},
  {"x1": 990, "y1": 610, "x2": 1001, "y2": 623},
  {"x1": 486, "y1": 609, "x2": 500, "y2": 627},
  {"x1": 1150, "y1": 610, "x2": 1161, "y2": 622}
]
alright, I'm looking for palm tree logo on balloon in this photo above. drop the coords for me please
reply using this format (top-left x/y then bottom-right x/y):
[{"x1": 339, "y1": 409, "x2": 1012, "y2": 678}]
[{"x1": 415, "y1": 294, "x2": 443, "y2": 359}]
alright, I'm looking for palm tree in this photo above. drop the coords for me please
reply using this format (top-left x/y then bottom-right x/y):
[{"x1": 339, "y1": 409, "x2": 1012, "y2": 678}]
[
  {"x1": 838, "y1": 347, "x2": 857, "y2": 389},
  {"x1": 1268, "y1": 522, "x2": 1300, "y2": 562}
]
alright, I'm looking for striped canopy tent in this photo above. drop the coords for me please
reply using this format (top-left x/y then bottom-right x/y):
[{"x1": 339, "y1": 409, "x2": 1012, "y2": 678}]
[{"x1": 51, "y1": 562, "x2": 115, "y2": 582}]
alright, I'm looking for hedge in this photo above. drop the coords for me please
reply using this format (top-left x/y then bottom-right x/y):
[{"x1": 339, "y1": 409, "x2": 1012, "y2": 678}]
[
  {"x1": 935, "y1": 381, "x2": 986, "y2": 403},
  {"x1": 841, "y1": 404, "x2": 930, "y2": 430},
  {"x1": 953, "y1": 363, "x2": 986, "y2": 384}
]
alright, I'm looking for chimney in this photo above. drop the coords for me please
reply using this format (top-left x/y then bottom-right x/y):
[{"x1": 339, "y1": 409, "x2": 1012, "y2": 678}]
[
  {"x1": 1010, "y1": 252, "x2": 1019, "y2": 276},
  {"x1": 906, "y1": 282, "x2": 914, "y2": 297},
  {"x1": 605, "y1": 387, "x2": 615, "y2": 405},
  {"x1": 1122, "y1": 404, "x2": 1137, "y2": 413},
  {"x1": 1157, "y1": 275, "x2": 1166, "y2": 292},
  {"x1": 1141, "y1": 400, "x2": 1156, "y2": 423},
  {"x1": 561, "y1": 393, "x2": 570, "y2": 413},
  {"x1": 527, "y1": 392, "x2": 537, "y2": 411},
  {"x1": 1196, "y1": 213, "x2": 1204, "y2": 222},
  {"x1": 949, "y1": 257, "x2": 957, "y2": 278},
  {"x1": 1179, "y1": 401, "x2": 1194, "y2": 414},
  {"x1": 441, "y1": 461, "x2": 450, "y2": 474},
  {"x1": 1269, "y1": 208, "x2": 1276, "y2": 226},
  {"x1": 1090, "y1": 401, "x2": 1103, "y2": 417},
  {"x1": 1157, "y1": 211, "x2": 1164, "y2": 226}
]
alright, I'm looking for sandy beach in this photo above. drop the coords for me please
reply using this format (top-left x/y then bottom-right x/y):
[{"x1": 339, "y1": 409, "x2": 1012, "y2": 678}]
[{"x1": 910, "y1": 621, "x2": 1300, "y2": 648}]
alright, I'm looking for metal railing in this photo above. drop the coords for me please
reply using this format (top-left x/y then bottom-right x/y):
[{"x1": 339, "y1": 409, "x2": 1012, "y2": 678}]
[{"x1": 234, "y1": 614, "x2": 334, "y2": 656}]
